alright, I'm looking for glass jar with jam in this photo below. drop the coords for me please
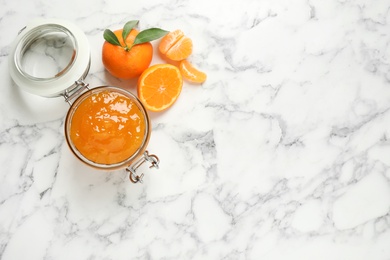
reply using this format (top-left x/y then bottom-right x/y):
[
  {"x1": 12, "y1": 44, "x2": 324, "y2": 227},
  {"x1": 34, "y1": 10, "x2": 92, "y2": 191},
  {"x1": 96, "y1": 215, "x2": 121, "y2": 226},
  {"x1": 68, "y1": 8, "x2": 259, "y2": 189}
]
[{"x1": 8, "y1": 19, "x2": 159, "y2": 183}]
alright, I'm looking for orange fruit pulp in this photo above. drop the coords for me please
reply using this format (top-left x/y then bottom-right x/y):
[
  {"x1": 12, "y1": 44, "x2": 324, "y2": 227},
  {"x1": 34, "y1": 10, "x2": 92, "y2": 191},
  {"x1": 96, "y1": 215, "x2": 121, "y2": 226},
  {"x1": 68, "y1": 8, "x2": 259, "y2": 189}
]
[
  {"x1": 102, "y1": 29, "x2": 153, "y2": 79},
  {"x1": 137, "y1": 64, "x2": 183, "y2": 112},
  {"x1": 70, "y1": 89, "x2": 146, "y2": 165},
  {"x1": 179, "y1": 60, "x2": 207, "y2": 83},
  {"x1": 159, "y1": 30, "x2": 193, "y2": 61}
]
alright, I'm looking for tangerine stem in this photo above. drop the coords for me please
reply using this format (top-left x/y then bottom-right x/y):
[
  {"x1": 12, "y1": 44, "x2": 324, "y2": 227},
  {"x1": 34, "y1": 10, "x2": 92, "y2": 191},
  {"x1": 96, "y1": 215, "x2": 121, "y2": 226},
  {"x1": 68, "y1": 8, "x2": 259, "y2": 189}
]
[{"x1": 125, "y1": 44, "x2": 135, "y2": 52}]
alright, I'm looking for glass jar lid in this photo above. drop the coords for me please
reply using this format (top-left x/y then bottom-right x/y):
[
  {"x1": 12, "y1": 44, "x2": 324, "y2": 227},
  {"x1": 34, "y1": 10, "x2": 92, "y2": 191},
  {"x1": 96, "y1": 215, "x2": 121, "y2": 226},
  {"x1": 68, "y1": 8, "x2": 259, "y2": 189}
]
[{"x1": 9, "y1": 18, "x2": 91, "y2": 97}]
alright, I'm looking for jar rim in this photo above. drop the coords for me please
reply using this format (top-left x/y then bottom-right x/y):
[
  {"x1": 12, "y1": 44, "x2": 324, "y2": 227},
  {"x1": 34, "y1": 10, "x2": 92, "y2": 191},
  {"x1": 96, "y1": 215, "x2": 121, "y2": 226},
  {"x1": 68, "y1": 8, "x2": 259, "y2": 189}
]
[
  {"x1": 64, "y1": 86, "x2": 151, "y2": 170},
  {"x1": 14, "y1": 24, "x2": 78, "y2": 82},
  {"x1": 8, "y1": 19, "x2": 91, "y2": 97}
]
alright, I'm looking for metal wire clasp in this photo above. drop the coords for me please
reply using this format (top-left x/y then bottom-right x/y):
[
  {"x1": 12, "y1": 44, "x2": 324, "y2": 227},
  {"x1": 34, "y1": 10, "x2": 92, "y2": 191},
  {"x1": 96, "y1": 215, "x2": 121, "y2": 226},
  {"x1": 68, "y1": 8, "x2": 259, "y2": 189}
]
[
  {"x1": 127, "y1": 151, "x2": 160, "y2": 183},
  {"x1": 63, "y1": 80, "x2": 90, "y2": 105}
]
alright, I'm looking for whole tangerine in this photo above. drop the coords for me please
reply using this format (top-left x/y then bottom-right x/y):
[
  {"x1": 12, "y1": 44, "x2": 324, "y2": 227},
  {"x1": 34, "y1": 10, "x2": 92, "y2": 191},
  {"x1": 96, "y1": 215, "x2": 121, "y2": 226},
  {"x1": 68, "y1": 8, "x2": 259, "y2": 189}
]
[{"x1": 102, "y1": 29, "x2": 153, "y2": 79}]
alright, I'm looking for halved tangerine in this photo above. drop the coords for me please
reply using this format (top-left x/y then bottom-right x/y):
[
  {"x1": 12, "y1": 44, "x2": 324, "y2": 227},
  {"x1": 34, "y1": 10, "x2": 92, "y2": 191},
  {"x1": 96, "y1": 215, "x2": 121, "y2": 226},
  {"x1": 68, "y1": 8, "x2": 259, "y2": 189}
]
[
  {"x1": 179, "y1": 60, "x2": 207, "y2": 83},
  {"x1": 137, "y1": 64, "x2": 183, "y2": 112}
]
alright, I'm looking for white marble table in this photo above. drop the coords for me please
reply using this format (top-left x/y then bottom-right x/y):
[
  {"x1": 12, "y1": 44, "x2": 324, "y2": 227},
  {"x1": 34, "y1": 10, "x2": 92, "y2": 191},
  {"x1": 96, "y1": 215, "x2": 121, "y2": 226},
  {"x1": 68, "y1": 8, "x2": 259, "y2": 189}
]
[{"x1": 1, "y1": 0, "x2": 390, "y2": 259}]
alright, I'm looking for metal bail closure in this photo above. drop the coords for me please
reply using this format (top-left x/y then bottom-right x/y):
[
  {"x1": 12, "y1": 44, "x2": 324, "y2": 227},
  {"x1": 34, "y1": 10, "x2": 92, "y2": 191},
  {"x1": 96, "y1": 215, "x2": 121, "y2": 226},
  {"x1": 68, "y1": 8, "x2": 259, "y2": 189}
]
[
  {"x1": 126, "y1": 151, "x2": 160, "y2": 183},
  {"x1": 63, "y1": 80, "x2": 90, "y2": 105}
]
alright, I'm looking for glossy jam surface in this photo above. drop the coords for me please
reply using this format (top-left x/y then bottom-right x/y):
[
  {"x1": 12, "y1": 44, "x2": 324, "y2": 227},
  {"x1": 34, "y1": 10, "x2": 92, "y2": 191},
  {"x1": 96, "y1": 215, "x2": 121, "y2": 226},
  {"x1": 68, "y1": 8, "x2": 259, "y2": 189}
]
[{"x1": 70, "y1": 90, "x2": 146, "y2": 165}]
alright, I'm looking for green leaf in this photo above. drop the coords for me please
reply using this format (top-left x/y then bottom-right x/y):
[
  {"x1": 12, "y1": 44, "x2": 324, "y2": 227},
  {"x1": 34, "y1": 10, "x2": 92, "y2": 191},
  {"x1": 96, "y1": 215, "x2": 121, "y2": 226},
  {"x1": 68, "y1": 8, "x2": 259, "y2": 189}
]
[
  {"x1": 122, "y1": 20, "x2": 139, "y2": 41},
  {"x1": 133, "y1": 28, "x2": 169, "y2": 45},
  {"x1": 103, "y1": 29, "x2": 121, "y2": 46}
]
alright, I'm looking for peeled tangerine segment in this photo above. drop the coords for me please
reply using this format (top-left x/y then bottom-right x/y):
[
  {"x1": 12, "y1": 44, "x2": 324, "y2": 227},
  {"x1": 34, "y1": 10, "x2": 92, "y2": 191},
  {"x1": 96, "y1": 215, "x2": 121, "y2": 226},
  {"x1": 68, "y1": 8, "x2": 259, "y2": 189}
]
[
  {"x1": 179, "y1": 60, "x2": 207, "y2": 83},
  {"x1": 159, "y1": 29, "x2": 193, "y2": 61},
  {"x1": 159, "y1": 30, "x2": 184, "y2": 54}
]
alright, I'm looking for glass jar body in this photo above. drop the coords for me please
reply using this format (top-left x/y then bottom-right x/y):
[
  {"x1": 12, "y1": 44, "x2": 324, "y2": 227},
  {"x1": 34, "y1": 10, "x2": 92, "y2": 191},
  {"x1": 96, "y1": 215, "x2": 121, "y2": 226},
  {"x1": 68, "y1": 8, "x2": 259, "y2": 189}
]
[{"x1": 64, "y1": 86, "x2": 151, "y2": 170}]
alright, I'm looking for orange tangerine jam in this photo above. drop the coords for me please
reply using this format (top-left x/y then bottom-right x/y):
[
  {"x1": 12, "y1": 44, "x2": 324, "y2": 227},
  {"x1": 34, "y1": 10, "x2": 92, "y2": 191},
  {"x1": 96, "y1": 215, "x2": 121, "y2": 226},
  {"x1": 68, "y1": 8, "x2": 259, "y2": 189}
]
[{"x1": 70, "y1": 90, "x2": 146, "y2": 165}]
